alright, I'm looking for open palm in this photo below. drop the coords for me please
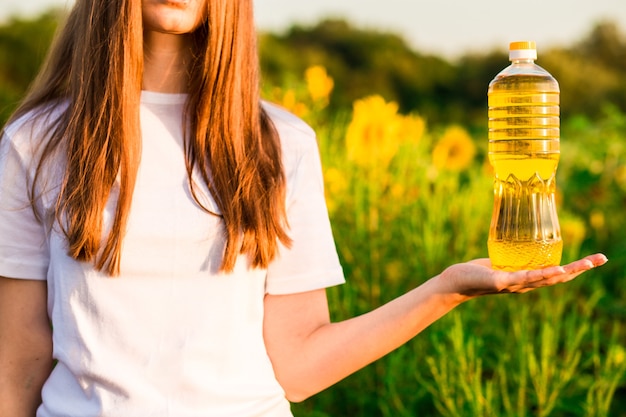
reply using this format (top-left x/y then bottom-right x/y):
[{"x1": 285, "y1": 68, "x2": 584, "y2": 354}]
[{"x1": 439, "y1": 253, "x2": 608, "y2": 297}]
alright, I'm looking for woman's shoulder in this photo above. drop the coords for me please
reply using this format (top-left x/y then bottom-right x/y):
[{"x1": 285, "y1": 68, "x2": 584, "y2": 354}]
[
  {"x1": 261, "y1": 101, "x2": 317, "y2": 153},
  {"x1": 1, "y1": 103, "x2": 68, "y2": 185},
  {"x1": 2, "y1": 101, "x2": 67, "y2": 150},
  {"x1": 261, "y1": 101, "x2": 325, "y2": 203}
]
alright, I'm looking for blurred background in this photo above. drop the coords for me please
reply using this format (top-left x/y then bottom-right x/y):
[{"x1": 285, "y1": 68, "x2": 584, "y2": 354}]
[
  {"x1": 1, "y1": 1, "x2": 625, "y2": 416},
  {"x1": 4, "y1": 0, "x2": 626, "y2": 58},
  {"x1": 2, "y1": 0, "x2": 626, "y2": 127}
]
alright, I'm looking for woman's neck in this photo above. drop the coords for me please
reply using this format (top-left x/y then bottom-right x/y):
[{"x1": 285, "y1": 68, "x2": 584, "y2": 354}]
[{"x1": 142, "y1": 31, "x2": 192, "y2": 94}]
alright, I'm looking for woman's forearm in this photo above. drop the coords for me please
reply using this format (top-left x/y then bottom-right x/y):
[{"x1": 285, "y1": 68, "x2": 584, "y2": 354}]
[{"x1": 265, "y1": 275, "x2": 466, "y2": 402}]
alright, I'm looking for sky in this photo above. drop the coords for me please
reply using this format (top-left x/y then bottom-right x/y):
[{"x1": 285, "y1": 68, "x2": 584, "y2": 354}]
[{"x1": 2, "y1": 0, "x2": 626, "y2": 59}]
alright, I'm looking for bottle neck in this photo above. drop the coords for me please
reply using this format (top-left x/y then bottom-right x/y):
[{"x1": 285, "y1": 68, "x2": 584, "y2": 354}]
[{"x1": 511, "y1": 59, "x2": 535, "y2": 64}]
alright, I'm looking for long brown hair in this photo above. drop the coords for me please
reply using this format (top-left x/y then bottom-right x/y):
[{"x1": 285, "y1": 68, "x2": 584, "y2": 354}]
[{"x1": 6, "y1": 0, "x2": 290, "y2": 275}]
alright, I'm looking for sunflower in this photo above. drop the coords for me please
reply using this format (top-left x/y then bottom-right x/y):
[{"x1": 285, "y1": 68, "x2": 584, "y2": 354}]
[
  {"x1": 432, "y1": 126, "x2": 476, "y2": 171},
  {"x1": 305, "y1": 65, "x2": 334, "y2": 105},
  {"x1": 345, "y1": 95, "x2": 425, "y2": 170},
  {"x1": 345, "y1": 95, "x2": 400, "y2": 169}
]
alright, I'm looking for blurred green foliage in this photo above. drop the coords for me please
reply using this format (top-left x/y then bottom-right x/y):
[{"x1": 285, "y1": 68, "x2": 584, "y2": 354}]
[
  {"x1": 0, "y1": 10, "x2": 60, "y2": 123},
  {"x1": 259, "y1": 19, "x2": 626, "y2": 128},
  {"x1": 1, "y1": 10, "x2": 625, "y2": 129}
]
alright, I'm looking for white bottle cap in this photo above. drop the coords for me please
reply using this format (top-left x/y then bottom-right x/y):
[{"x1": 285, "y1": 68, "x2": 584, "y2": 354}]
[{"x1": 509, "y1": 41, "x2": 537, "y2": 61}]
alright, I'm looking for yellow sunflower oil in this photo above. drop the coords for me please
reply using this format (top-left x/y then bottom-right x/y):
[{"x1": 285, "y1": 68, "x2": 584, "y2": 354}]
[{"x1": 487, "y1": 41, "x2": 562, "y2": 271}]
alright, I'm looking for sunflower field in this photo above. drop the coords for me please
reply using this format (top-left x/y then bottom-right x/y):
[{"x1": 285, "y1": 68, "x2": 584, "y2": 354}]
[
  {"x1": 1, "y1": 10, "x2": 624, "y2": 415},
  {"x1": 266, "y1": 66, "x2": 626, "y2": 417}
]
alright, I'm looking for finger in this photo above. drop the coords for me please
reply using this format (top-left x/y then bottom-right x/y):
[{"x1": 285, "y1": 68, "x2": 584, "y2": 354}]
[
  {"x1": 581, "y1": 253, "x2": 608, "y2": 268},
  {"x1": 522, "y1": 265, "x2": 566, "y2": 283},
  {"x1": 519, "y1": 254, "x2": 606, "y2": 289},
  {"x1": 499, "y1": 265, "x2": 568, "y2": 293},
  {"x1": 490, "y1": 266, "x2": 557, "y2": 293},
  {"x1": 513, "y1": 253, "x2": 606, "y2": 285},
  {"x1": 563, "y1": 254, "x2": 608, "y2": 274}
]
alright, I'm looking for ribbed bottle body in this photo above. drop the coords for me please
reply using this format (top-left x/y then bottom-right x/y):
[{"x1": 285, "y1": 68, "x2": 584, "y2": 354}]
[{"x1": 488, "y1": 65, "x2": 562, "y2": 271}]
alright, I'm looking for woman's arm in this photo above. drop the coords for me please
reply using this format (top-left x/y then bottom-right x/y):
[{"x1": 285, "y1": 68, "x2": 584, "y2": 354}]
[
  {"x1": 0, "y1": 277, "x2": 53, "y2": 417},
  {"x1": 263, "y1": 254, "x2": 607, "y2": 402}
]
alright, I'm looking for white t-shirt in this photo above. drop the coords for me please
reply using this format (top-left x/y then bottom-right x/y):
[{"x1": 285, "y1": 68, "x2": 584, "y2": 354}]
[{"x1": 0, "y1": 91, "x2": 345, "y2": 417}]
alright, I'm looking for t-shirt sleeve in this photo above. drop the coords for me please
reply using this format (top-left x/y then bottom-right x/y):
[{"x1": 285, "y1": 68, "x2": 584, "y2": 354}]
[
  {"x1": 0, "y1": 130, "x2": 50, "y2": 280},
  {"x1": 265, "y1": 131, "x2": 345, "y2": 295}
]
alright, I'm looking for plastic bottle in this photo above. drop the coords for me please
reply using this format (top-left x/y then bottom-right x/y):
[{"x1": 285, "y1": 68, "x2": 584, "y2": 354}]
[{"x1": 487, "y1": 41, "x2": 562, "y2": 271}]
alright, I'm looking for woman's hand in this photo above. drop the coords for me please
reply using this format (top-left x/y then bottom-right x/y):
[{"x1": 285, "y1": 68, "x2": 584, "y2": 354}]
[{"x1": 438, "y1": 253, "x2": 608, "y2": 298}]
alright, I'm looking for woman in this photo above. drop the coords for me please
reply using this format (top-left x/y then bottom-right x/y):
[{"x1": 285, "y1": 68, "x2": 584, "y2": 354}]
[{"x1": 0, "y1": 0, "x2": 607, "y2": 416}]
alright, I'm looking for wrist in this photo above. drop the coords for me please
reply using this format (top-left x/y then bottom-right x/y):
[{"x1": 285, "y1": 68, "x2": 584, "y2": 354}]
[{"x1": 429, "y1": 273, "x2": 474, "y2": 305}]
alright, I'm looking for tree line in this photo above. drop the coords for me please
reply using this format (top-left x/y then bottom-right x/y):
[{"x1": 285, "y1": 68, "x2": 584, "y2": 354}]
[
  {"x1": 260, "y1": 19, "x2": 626, "y2": 129},
  {"x1": 1, "y1": 10, "x2": 625, "y2": 128}
]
